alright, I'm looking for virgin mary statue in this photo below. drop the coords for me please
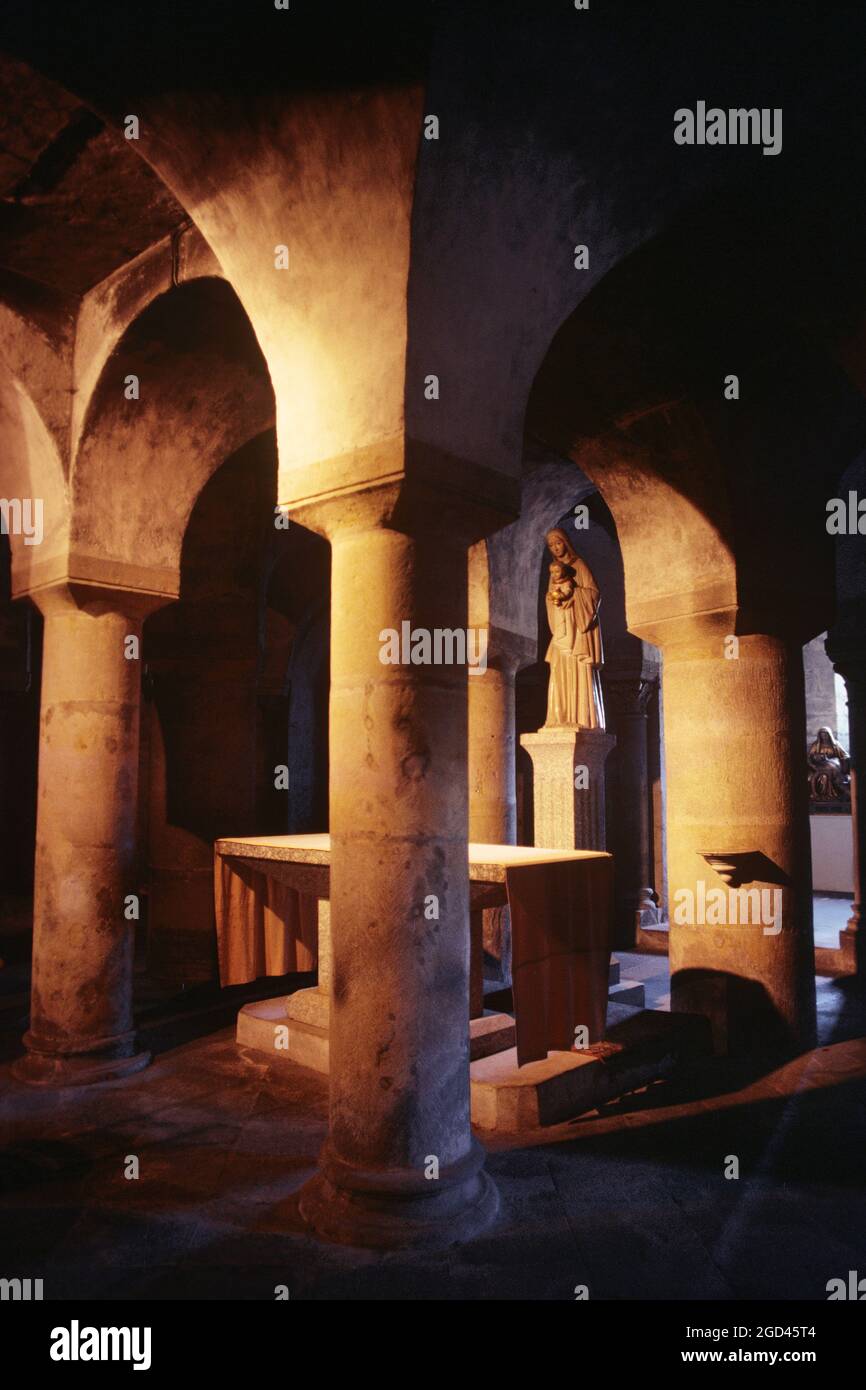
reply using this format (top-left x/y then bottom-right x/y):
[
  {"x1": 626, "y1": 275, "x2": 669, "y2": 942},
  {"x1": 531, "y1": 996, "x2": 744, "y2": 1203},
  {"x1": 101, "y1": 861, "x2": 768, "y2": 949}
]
[{"x1": 542, "y1": 528, "x2": 605, "y2": 730}]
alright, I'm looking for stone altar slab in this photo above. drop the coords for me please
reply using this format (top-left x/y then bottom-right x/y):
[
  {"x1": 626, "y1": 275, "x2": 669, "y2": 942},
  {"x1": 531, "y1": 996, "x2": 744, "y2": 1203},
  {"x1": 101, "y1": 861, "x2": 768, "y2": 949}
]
[{"x1": 215, "y1": 834, "x2": 612, "y2": 1073}]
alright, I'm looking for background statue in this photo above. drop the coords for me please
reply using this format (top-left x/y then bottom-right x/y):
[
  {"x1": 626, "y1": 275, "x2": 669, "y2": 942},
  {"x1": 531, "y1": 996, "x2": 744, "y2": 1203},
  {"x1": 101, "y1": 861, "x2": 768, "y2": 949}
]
[
  {"x1": 807, "y1": 726, "x2": 850, "y2": 804},
  {"x1": 542, "y1": 528, "x2": 605, "y2": 729}
]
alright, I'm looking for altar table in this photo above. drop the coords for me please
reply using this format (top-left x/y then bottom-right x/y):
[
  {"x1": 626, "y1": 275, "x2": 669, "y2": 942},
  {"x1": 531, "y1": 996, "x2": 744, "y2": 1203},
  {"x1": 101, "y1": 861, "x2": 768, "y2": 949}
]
[{"x1": 214, "y1": 834, "x2": 612, "y2": 1065}]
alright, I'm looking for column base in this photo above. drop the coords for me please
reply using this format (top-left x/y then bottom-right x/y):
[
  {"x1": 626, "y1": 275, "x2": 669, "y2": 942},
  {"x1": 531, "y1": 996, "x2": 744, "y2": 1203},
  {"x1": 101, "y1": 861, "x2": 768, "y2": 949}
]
[
  {"x1": 298, "y1": 1139, "x2": 500, "y2": 1250},
  {"x1": 12, "y1": 1046, "x2": 151, "y2": 1088},
  {"x1": 839, "y1": 926, "x2": 864, "y2": 975}
]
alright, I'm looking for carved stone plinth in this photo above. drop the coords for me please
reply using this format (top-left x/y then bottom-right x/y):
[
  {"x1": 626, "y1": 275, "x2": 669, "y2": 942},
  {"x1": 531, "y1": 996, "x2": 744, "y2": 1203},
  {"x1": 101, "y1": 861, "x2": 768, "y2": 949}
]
[{"x1": 520, "y1": 726, "x2": 616, "y2": 850}]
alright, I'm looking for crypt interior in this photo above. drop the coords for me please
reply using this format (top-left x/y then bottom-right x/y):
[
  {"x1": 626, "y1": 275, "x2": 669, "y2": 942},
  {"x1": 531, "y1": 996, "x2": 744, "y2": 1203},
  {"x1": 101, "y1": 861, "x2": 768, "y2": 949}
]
[{"x1": 1, "y1": 0, "x2": 866, "y2": 1301}]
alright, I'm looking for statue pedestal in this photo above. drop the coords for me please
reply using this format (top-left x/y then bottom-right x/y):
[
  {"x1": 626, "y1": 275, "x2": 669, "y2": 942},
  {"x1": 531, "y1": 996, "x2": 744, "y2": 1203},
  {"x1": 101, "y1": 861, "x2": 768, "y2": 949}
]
[{"x1": 520, "y1": 726, "x2": 616, "y2": 851}]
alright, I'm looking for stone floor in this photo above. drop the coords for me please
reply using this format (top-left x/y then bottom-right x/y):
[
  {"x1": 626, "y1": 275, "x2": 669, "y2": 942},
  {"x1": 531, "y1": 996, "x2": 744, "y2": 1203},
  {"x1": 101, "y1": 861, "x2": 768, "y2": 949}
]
[
  {"x1": 813, "y1": 894, "x2": 854, "y2": 946},
  {"x1": 618, "y1": 896, "x2": 855, "y2": 1022},
  {"x1": 2, "y1": 939, "x2": 866, "y2": 1300}
]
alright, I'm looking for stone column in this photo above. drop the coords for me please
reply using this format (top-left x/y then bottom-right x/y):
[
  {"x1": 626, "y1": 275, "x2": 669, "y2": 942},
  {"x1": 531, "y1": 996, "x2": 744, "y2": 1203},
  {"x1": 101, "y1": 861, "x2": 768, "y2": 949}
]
[
  {"x1": 831, "y1": 661, "x2": 865, "y2": 969},
  {"x1": 659, "y1": 617, "x2": 816, "y2": 1055},
  {"x1": 146, "y1": 650, "x2": 259, "y2": 986},
  {"x1": 648, "y1": 678, "x2": 669, "y2": 922},
  {"x1": 14, "y1": 582, "x2": 162, "y2": 1086},
  {"x1": 605, "y1": 673, "x2": 662, "y2": 948},
  {"x1": 297, "y1": 492, "x2": 500, "y2": 1249},
  {"x1": 468, "y1": 627, "x2": 534, "y2": 846},
  {"x1": 468, "y1": 627, "x2": 534, "y2": 987}
]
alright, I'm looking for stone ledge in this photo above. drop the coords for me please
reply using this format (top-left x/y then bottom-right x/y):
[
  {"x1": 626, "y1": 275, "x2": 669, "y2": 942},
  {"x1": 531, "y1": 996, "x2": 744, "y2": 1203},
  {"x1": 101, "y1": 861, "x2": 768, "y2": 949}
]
[
  {"x1": 237, "y1": 998, "x2": 329, "y2": 1074},
  {"x1": 286, "y1": 987, "x2": 329, "y2": 1028},
  {"x1": 470, "y1": 1011, "x2": 515, "y2": 1061},
  {"x1": 608, "y1": 979, "x2": 646, "y2": 1008},
  {"x1": 815, "y1": 931, "x2": 857, "y2": 978},
  {"x1": 636, "y1": 924, "x2": 670, "y2": 954},
  {"x1": 470, "y1": 1005, "x2": 711, "y2": 1132},
  {"x1": 238, "y1": 1000, "x2": 516, "y2": 1075}
]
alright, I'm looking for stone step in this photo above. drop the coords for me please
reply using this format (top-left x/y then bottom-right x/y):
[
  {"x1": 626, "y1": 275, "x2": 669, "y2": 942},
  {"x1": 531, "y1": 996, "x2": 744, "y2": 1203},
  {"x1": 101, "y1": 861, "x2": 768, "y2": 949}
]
[
  {"x1": 608, "y1": 979, "x2": 645, "y2": 1008},
  {"x1": 470, "y1": 1011, "x2": 516, "y2": 1060},
  {"x1": 238, "y1": 1001, "x2": 516, "y2": 1074},
  {"x1": 470, "y1": 1004, "x2": 712, "y2": 1132},
  {"x1": 637, "y1": 923, "x2": 670, "y2": 954},
  {"x1": 608, "y1": 957, "x2": 620, "y2": 986},
  {"x1": 815, "y1": 932, "x2": 857, "y2": 977},
  {"x1": 237, "y1": 997, "x2": 329, "y2": 1074}
]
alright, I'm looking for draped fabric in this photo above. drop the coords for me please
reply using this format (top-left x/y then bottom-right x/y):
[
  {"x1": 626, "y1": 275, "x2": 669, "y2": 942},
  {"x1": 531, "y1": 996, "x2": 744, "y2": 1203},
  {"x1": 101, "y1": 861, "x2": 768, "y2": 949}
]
[
  {"x1": 214, "y1": 857, "x2": 318, "y2": 985},
  {"x1": 506, "y1": 853, "x2": 613, "y2": 1065},
  {"x1": 214, "y1": 835, "x2": 612, "y2": 1068}
]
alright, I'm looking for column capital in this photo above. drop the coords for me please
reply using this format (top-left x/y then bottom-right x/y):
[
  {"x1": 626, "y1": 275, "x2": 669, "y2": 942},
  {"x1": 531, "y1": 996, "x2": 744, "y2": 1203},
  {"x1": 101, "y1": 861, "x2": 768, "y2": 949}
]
[
  {"x1": 28, "y1": 580, "x2": 172, "y2": 624},
  {"x1": 826, "y1": 597, "x2": 866, "y2": 687},
  {"x1": 280, "y1": 437, "x2": 519, "y2": 547},
  {"x1": 12, "y1": 551, "x2": 180, "y2": 607},
  {"x1": 603, "y1": 673, "x2": 657, "y2": 718},
  {"x1": 481, "y1": 624, "x2": 536, "y2": 676},
  {"x1": 826, "y1": 648, "x2": 866, "y2": 696},
  {"x1": 631, "y1": 602, "x2": 818, "y2": 656}
]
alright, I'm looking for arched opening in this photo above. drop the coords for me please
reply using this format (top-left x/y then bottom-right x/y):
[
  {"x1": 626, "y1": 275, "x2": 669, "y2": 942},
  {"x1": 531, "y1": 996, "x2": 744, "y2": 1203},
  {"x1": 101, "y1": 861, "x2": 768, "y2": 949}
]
[
  {"x1": 0, "y1": 531, "x2": 40, "y2": 959},
  {"x1": 0, "y1": 352, "x2": 68, "y2": 987},
  {"x1": 521, "y1": 194, "x2": 866, "y2": 1056},
  {"x1": 141, "y1": 433, "x2": 331, "y2": 989},
  {"x1": 72, "y1": 276, "x2": 275, "y2": 586},
  {"x1": 516, "y1": 491, "x2": 665, "y2": 945}
]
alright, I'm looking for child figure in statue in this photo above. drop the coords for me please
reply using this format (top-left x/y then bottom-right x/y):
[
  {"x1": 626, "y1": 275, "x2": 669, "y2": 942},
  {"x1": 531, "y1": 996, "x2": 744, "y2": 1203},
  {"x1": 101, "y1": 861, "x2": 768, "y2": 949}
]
[{"x1": 548, "y1": 560, "x2": 576, "y2": 608}]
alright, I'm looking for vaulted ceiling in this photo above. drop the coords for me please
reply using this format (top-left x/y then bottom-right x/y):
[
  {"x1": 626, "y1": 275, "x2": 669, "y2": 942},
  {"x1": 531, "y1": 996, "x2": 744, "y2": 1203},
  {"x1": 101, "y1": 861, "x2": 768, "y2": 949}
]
[{"x1": 0, "y1": 54, "x2": 185, "y2": 302}]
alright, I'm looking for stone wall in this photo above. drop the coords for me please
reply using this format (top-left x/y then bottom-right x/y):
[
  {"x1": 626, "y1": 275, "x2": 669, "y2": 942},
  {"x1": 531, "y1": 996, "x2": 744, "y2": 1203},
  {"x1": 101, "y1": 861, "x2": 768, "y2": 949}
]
[{"x1": 803, "y1": 634, "x2": 840, "y2": 749}]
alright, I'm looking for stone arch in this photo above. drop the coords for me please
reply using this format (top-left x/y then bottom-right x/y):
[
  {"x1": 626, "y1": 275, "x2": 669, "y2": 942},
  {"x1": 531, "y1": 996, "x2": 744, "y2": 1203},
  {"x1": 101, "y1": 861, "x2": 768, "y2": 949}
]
[
  {"x1": 0, "y1": 26, "x2": 425, "y2": 498},
  {"x1": 0, "y1": 335, "x2": 69, "y2": 595},
  {"x1": 141, "y1": 430, "x2": 330, "y2": 985},
  {"x1": 142, "y1": 432, "x2": 280, "y2": 984},
  {"x1": 524, "y1": 187, "x2": 866, "y2": 645},
  {"x1": 70, "y1": 231, "x2": 226, "y2": 465},
  {"x1": 525, "y1": 251, "x2": 737, "y2": 642},
  {"x1": 520, "y1": 217, "x2": 866, "y2": 1048},
  {"x1": 0, "y1": 526, "x2": 41, "y2": 897},
  {"x1": 71, "y1": 276, "x2": 275, "y2": 597}
]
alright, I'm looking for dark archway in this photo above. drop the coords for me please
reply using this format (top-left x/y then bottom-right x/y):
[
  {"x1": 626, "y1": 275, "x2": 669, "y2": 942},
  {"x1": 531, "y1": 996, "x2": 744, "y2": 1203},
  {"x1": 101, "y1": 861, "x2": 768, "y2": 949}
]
[{"x1": 142, "y1": 433, "x2": 330, "y2": 987}]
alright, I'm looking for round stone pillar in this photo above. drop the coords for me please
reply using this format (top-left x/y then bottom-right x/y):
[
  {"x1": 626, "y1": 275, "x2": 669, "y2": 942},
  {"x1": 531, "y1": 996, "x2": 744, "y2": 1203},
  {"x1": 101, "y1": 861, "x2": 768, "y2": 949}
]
[
  {"x1": 14, "y1": 583, "x2": 160, "y2": 1086},
  {"x1": 831, "y1": 661, "x2": 865, "y2": 969},
  {"x1": 605, "y1": 674, "x2": 662, "y2": 948},
  {"x1": 297, "y1": 508, "x2": 499, "y2": 1248},
  {"x1": 660, "y1": 619, "x2": 816, "y2": 1055},
  {"x1": 468, "y1": 628, "x2": 534, "y2": 845},
  {"x1": 468, "y1": 629, "x2": 533, "y2": 988}
]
